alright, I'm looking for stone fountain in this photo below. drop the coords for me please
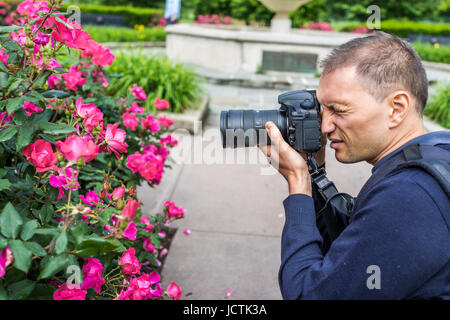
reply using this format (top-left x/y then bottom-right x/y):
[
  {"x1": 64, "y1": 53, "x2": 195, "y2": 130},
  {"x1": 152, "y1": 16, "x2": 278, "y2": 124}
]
[
  {"x1": 258, "y1": 0, "x2": 312, "y2": 33},
  {"x1": 165, "y1": 0, "x2": 361, "y2": 76}
]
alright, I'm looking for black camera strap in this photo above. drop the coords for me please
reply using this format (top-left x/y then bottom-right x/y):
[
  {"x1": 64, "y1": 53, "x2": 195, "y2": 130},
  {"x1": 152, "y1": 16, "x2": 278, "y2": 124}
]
[{"x1": 307, "y1": 156, "x2": 354, "y2": 241}]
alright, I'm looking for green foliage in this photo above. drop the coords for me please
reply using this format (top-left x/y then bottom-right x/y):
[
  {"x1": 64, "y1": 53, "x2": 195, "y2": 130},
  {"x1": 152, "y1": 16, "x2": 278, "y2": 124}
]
[
  {"x1": 60, "y1": 3, "x2": 163, "y2": 26},
  {"x1": 192, "y1": 0, "x2": 449, "y2": 26},
  {"x1": 425, "y1": 83, "x2": 450, "y2": 129},
  {"x1": 413, "y1": 42, "x2": 450, "y2": 64},
  {"x1": 107, "y1": 52, "x2": 203, "y2": 113},
  {"x1": 83, "y1": 26, "x2": 166, "y2": 43},
  {"x1": 341, "y1": 20, "x2": 450, "y2": 37}
]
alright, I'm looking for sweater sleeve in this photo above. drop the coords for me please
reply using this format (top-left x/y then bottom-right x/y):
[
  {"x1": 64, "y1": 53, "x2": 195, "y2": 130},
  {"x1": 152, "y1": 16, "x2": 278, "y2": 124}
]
[{"x1": 278, "y1": 172, "x2": 450, "y2": 300}]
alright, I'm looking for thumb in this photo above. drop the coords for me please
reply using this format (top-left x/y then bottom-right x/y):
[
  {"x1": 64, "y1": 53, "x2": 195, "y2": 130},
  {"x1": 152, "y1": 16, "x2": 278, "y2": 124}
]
[{"x1": 265, "y1": 121, "x2": 280, "y2": 141}]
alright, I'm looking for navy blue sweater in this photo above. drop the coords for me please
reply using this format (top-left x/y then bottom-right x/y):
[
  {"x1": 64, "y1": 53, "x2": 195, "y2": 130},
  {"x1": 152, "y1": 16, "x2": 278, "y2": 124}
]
[{"x1": 279, "y1": 131, "x2": 450, "y2": 299}]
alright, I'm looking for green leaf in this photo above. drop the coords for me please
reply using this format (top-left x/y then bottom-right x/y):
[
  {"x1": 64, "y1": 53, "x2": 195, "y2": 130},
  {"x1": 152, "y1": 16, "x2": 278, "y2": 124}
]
[
  {"x1": 20, "y1": 220, "x2": 38, "y2": 241},
  {"x1": 6, "y1": 96, "x2": 24, "y2": 114},
  {"x1": 0, "y1": 126, "x2": 17, "y2": 143},
  {"x1": 0, "y1": 202, "x2": 23, "y2": 239},
  {"x1": 0, "y1": 283, "x2": 7, "y2": 300},
  {"x1": 38, "y1": 254, "x2": 69, "y2": 280},
  {"x1": 24, "y1": 241, "x2": 46, "y2": 257},
  {"x1": 37, "y1": 204, "x2": 54, "y2": 225},
  {"x1": 7, "y1": 279, "x2": 35, "y2": 300},
  {"x1": 40, "y1": 122, "x2": 76, "y2": 135},
  {"x1": 54, "y1": 230, "x2": 68, "y2": 255},
  {"x1": 0, "y1": 235, "x2": 6, "y2": 250},
  {"x1": 0, "y1": 179, "x2": 11, "y2": 191},
  {"x1": 0, "y1": 25, "x2": 23, "y2": 33},
  {"x1": 53, "y1": 68, "x2": 68, "y2": 74},
  {"x1": 69, "y1": 223, "x2": 88, "y2": 246},
  {"x1": 8, "y1": 240, "x2": 32, "y2": 273},
  {"x1": 33, "y1": 227, "x2": 59, "y2": 237},
  {"x1": 38, "y1": 134, "x2": 57, "y2": 144},
  {"x1": 75, "y1": 235, "x2": 124, "y2": 257},
  {"x1": 16, "y1": 125, "x2": 35, "y2": 151},
  {"x1": 2, "y1": 40, "x2": 21, "y2": 51},
  {"x1": 13, "y1": 108, "x2": 27, "y2": 125},
  {"x1": 41, "y1": 90, "x2": 69, "y2": 99}
]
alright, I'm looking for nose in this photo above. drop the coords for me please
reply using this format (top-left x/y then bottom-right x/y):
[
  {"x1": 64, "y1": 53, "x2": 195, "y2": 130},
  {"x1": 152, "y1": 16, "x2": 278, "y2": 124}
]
[{"x1": 320, "y1": 109, "x2": 335, "y2": 136}]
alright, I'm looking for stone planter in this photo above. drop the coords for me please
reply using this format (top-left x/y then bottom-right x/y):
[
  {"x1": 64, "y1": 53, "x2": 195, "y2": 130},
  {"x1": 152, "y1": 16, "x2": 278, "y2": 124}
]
[{"x1": 157, "y1": 95, "x2": 210, "y2": 134}]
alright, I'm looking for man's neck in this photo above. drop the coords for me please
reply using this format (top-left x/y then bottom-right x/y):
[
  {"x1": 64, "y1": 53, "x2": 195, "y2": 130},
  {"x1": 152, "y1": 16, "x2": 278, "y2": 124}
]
[{"x1": 368, "y1": 122, "x2": 427, "y2": 166}]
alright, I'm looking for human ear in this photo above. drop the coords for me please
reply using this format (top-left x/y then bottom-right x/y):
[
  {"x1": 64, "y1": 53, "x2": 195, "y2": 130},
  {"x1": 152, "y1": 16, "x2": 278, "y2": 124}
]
[{"x1": 387, "y1": 90, "x2": 412, "y2": 128}]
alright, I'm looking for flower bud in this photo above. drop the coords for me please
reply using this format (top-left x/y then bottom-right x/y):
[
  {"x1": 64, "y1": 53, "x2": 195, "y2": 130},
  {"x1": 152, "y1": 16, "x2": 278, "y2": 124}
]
[
  {"x1": 128, "y1": 187, "x2": 136, "y2": 197},
  {"x1": 25, "y1": 38, "x2": 34, "y2": 48},
  {"x1": 115, "y1": 199, "x2": 125, "y2": 210}
]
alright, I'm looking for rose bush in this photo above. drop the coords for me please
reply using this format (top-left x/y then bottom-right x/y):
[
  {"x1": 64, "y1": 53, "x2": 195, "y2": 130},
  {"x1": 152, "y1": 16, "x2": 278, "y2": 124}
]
[{"x1": 0, "y1": 0, "x2": 184, "y2": 300}]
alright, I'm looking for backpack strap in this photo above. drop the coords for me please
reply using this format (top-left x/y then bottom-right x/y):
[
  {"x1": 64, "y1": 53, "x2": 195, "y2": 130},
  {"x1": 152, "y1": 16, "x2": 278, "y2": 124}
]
[
  {"x1": 353, "y1": 143, "x2": 450, "y2": 214},
  {"x1": 388, "y1": 144, "x2": 450, "y2": 197}
]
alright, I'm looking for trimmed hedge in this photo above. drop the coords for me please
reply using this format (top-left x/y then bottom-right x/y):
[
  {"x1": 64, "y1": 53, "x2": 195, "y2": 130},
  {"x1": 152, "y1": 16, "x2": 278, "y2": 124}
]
[
  {"x1": 341, "y1": 20, "x2": 450, "y2": 37},
  {"x1": 60, "y1": 3, "x2": 163, "y2": 26},
  {"x1": 425, "y1": 83, "x2": 450, "y2": 129},
  {"x1": 83, "y1": 26, "x2": 166, "y2": 43},
  {"x1": 413, "y1": 42, "x2": 450, "y2": 65}
]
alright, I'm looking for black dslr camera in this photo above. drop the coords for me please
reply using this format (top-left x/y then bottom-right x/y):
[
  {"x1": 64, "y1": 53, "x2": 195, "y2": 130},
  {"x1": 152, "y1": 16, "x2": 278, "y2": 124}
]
[{"x1": 220, "y1": 90, "x2": 322, "y2": 154}]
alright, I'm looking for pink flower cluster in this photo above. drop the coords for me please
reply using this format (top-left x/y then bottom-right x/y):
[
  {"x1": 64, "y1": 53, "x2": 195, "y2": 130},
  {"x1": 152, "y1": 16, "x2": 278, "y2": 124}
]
[
  {"x1": 126, "y1": 143, "x2": 168, "y2": 184},
  {"x1": 148, "y1": 13, "x2": 167, "y2": 27},
  {"x1": 117, "y1": 248, "x2": 181, "y2": 300},
  {"x1": 164, "y1": 201, "x2": 185, "y2": 220},
  {"x1": 300, "y1": 21, "x2": 334, "y2": 32},
  {"x1": 195, "y1": 14, "x2": 232, "y2": 25},
  {"x1": 53, "y1": 258, "x2": 105, "y2": 300}
]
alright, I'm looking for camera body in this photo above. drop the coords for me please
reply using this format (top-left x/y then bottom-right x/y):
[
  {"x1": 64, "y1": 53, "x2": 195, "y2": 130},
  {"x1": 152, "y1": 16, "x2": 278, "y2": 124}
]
[{"x1": 220, "y1": 89, "x2": 322, "y2": 154}]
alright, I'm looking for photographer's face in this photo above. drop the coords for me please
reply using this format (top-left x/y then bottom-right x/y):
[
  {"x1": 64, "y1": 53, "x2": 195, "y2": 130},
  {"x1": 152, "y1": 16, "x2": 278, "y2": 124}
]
[{"x1": 317, "y1": 66, "x2": 389, "y2": 164}]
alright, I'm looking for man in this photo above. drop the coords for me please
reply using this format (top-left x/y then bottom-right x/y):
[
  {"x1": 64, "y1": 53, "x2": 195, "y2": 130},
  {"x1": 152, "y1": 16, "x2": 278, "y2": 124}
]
[
  {"x1": 260, "y1": 32, "x2": 450, "y2": 299},
  {"x1": 165, "y1": 0, "x2": 181, "y2": 25}
]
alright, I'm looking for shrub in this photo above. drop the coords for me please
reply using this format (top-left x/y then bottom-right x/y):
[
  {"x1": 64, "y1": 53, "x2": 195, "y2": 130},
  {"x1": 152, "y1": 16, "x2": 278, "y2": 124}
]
[
  {"x1": 60, "y1": 3, "x2": 163, "y2": 27},
  {"x1": 425, "y1": 83, "x2": 450, "y2": 129},
  {"x1": 413, "y1": 41, "x2": 450, "y2": 64},
  {"x1": 83, "y1": 26, "x2": 166, "y2": 43},
  {"x1": 340, "y1": 20, "x2": 450, "y2": 37},
  {"x1": 0, "y1": 0, "x2": 184, "y2": 300},
  {"x1": 194, "y1": 14, "x2": 232, "y2": 25},
  {"x1": 106, "y1": 53, "x2": 203, "y2": 113}
]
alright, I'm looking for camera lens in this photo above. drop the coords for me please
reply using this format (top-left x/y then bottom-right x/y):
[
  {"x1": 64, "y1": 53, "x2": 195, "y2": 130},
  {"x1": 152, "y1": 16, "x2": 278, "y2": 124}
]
[{"x1": 220, "y1": 109, "x2": 287, "y2": 148}]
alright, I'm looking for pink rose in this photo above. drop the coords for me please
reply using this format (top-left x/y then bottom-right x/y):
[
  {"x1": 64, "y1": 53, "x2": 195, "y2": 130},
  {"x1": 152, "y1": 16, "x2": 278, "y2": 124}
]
[
  {"x1": 122, "y1": 198, "x2": 141, "y2": 221},
  {"x1": 79, "y1": 190, "x2": 99, "y2": 206},
  {"x1": 81, "y1": 40, "x2": 115, "y2": 67},
  {"x1": 0, "y1": 246, "x2": 14, "y2": 278},
  {"x1": 105, "y1": 123, "x2": 128, "y2": 159},
  {"x1": 81, "y1": 258, "x2": 105, "y2": 294},
  {"x1": 122, "y1": 112, "x2": 139, "y2": 131},
  {"x1": 22, "y1": 139, "x2": 58, "y2": 172},
  {"x1": 132, "y1": 84, "x2": 147, "y2": 101},
  {"x1": 112, "y1": 186, "x2": 125, "y2": 200},
  {"x1": 123, "y1": 221, "x2": 137, "y2": 241},
  {"x1": 160, "y1": 135, "x2": 178, "y2": 147},
  {"x1": 52, "y1": 17, "x2": 91, "y2": 50},
  {"x1": 49, "y1": 166, "x2": 80, "y2": 200},
  {"x1": 47, "y1": 75, "x2": 60, "y2": 89},
  {"x1": 119, "y1": 247, "x2": 141, "y2": 275},
  {"x1": 127, "y1": 102, "x2": 144, "y2": 113},
  {"x1": 0, "y1": 48, "x2": 8, "y2": 67},
  {"x1": 53, "y1": 283, "x2": 87, "y2": 300},
  {"x1": 143, "y1": 238, "x2": 155, "y2": 253},
  {"x1": 126, "y1": 152, "x2": 145, "y2": 173},
  {"x1": 158, "y1": 115, "x2": 174, "y2": 129},
  {"x1": 141, "y1": 115, "x2": 160, "y2": 133},
  {"x1": 56, "y1": 135, "x2": 99, "y2": 163},
  {"x1": 164, "y1": 201, "x2": 185, "y2": 219},
  {"x1": 154, "y1": 98, "x2": 169, "y2": 110},
  {"x1": 62, "y1": 66, "x2": 86, "y2": 91},
  {"x1": 167, "y1": 281, "x2": 182, "y2": 300},
  {"x1": 23, "y1": 101, "x2": 43, "y2": 116},
  {"x1": 139, "y1": 158, "x2": 164, "y2": 183}
]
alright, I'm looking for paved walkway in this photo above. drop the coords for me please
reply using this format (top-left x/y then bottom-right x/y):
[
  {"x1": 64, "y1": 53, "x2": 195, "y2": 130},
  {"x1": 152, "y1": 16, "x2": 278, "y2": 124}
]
[{"x1": 138, "y1": 83, "x2": 376, "y2": 300}]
